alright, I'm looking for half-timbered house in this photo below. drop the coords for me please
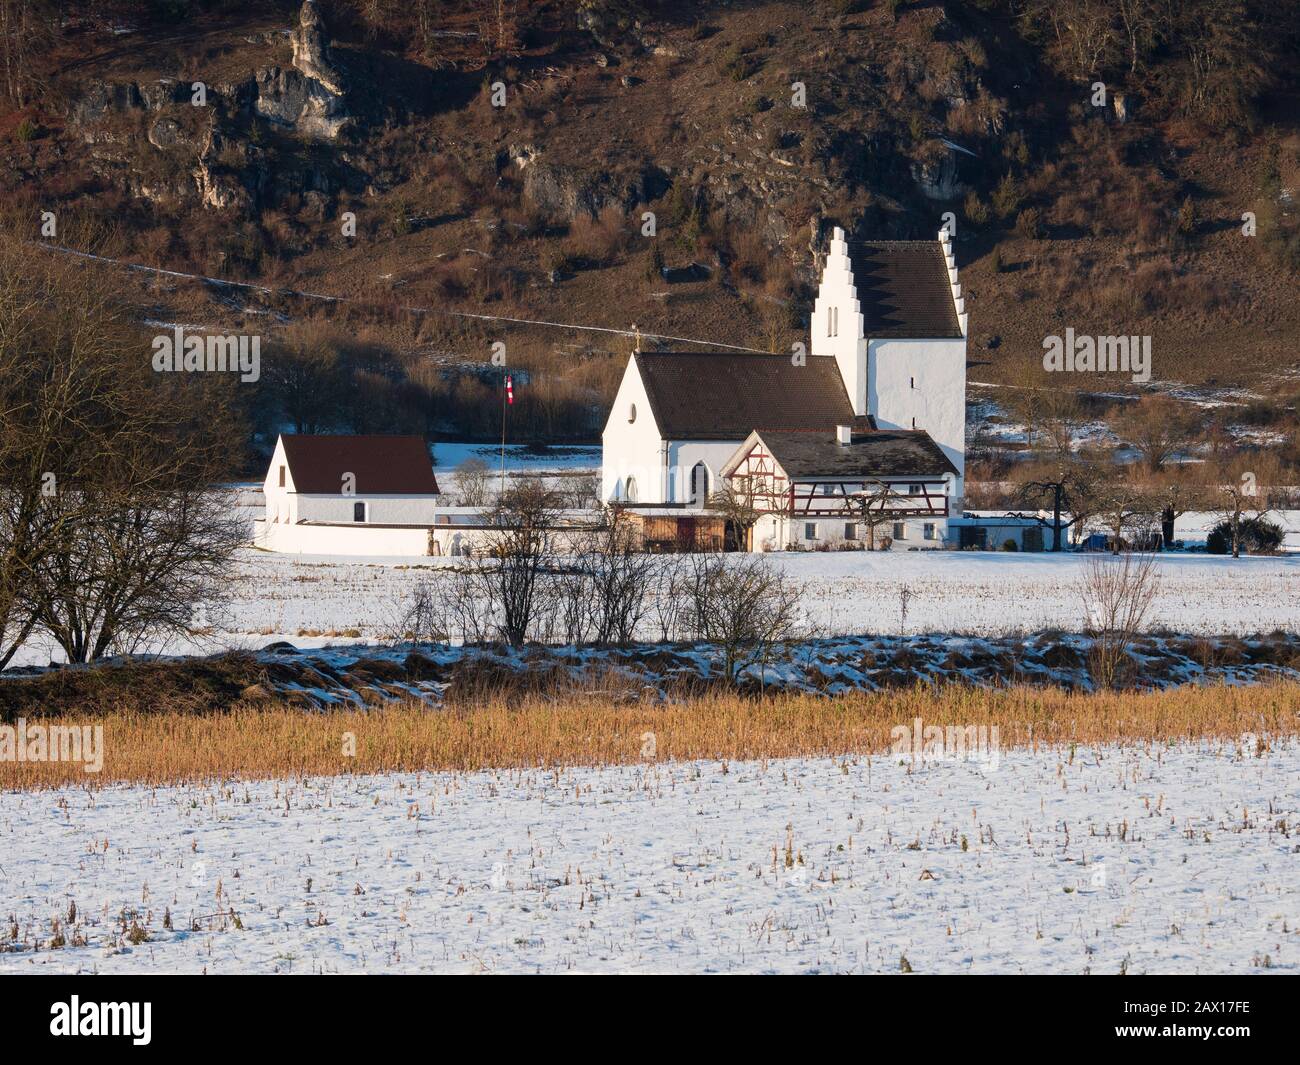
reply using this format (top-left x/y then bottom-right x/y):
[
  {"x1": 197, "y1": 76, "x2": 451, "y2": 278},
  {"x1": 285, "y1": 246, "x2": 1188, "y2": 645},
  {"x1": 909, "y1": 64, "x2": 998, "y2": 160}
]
[{"x1": 720, "y1": 424, "x2": 959, "y2": 550}]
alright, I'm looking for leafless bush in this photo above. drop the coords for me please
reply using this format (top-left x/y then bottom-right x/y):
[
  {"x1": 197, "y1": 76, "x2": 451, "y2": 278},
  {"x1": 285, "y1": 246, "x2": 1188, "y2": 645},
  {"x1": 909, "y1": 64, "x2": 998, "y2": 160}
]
[
  {"x1": 549, "y1": 560, "x2": 595, "y2": 644},
  {"x1": 588, "y1": 517, "x2": 655, "y2": 645},
  {"x1": 455, "y1": 457, "x2": 492, "y2": 507},
  {"x1": 1079, "y1": 553, "x2": 1161, "y2": 689},
  {"x1": 471, "y1": 481, "x2": 560, "y2": 645},
  {"x1": 390, "y1": 578, "x2": 449, "y2": 647},
  {"x1": 682, "y1": 554, "x2": 807, "y2": 686},
  {"x1": 648, "y1": 555, "x2": 689, "y2": 642}
]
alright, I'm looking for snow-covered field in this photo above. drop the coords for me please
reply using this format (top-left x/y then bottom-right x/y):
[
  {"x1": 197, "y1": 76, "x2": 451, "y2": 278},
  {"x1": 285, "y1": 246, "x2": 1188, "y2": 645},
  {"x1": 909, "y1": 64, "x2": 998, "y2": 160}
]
[
  {"x1": 431, "y1": 442, "x2": 600, "y2": 474},
  {"x1": 2, "y1": 740, "x2": 1294, "y2": 974},
  {"x1": 10, "y1": 545, "x2": 1295, "y2": 668}
]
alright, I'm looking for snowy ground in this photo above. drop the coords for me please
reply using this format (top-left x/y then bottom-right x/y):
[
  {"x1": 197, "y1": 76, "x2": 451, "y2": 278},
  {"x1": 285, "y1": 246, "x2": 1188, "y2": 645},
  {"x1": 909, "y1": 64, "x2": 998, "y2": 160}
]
[
  {"x1": 9, "y1": 545, "x2": 1296, "y2": 668},
  {"x1": 431, "y1": 442, "x2": 600, "y2": 475},
  {"x1": 5, "y1": 496, "x2": 1296, "y2": 668},
  {"x1": 2, "y1": 740, "x2": 1294, "y2": 974}
]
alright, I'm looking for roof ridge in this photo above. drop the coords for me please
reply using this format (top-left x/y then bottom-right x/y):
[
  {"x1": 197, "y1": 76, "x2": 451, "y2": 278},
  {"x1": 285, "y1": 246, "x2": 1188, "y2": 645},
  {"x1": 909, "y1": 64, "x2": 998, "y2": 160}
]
[{"x1": 844, "y1": 239, "x2": 943, "y2": 246}]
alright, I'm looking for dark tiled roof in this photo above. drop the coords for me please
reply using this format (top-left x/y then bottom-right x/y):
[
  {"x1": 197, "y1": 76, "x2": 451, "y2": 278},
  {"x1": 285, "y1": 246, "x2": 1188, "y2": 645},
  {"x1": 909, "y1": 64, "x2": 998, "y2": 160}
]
[
  {"x1": 845, "y1": 240, "x2": 962, "y2": 339},
  {"x1": 756, "y1": 428, "x2": 959, "y2": 480},
  {"x1": 634, "y1": 353, "x2": 857, "y2": 439},
  {"x1": 280, "y1": 434, "x2": 440, "y2": 495}
]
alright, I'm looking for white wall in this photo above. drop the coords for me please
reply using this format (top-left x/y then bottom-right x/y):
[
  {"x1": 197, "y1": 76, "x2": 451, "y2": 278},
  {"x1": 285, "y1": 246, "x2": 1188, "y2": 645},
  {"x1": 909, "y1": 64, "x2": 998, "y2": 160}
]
[
  {"x1": 297, "y1": 493, "x2": 439, "y2": 524},
  {"x1": 601, "y1": 359, "x2": 667, "y2": 503},
  {"x1": 753, "y1": 513, "x2": 948, "y2": 551},
  {"x1": 868, "y1": 336, "x2": 966, "y2": 502},
  {"x1": 254, "y1": 518, "x2": 431, "y2": 556},
  {"x1": 666, "y1": 440, "x2": 744, "y2": 505},
  {"x1": 810, "y1": 228, "x2": 867, "y2": 414}
]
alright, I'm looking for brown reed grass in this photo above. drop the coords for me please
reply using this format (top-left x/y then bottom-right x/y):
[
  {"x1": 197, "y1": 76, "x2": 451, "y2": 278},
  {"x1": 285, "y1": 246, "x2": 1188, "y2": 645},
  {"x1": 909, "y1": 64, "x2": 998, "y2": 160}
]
[{"x1": 2, "y1": 680, "x2": 1296, "y2": 790}]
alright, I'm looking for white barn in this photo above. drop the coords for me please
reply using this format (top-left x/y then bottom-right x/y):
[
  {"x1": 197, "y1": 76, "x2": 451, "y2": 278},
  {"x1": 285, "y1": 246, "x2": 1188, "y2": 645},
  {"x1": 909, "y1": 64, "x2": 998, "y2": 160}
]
[
  {"x1": 601, "y1": 226, "x2": 968, "y2": 547},
  {"x1": 256, "y1": 433, "x2": 442, "y2": 555}
]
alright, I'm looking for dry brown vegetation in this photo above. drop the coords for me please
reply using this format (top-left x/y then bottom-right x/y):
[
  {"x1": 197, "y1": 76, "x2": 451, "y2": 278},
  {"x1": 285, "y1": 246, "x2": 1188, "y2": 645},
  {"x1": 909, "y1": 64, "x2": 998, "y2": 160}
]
[{"x1": 3, "y1": 679, "x2": 1296, "y2": 789}]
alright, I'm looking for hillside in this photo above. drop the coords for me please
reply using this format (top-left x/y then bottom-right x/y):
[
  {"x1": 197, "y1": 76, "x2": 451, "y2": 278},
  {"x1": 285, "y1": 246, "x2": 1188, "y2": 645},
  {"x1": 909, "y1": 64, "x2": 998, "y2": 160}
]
[{"x1": 1, "y1": 0, "x2": 1297, "y2": 465}]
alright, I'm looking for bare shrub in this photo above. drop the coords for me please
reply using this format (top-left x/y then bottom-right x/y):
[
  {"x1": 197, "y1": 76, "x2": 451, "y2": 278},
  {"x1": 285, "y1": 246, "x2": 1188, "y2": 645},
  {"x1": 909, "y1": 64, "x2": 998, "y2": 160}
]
[
  {"x1": 1078, "y1": 553, "x2": 1161, "y2": 689},
  {"x1": 455, "y1": 457, "x2": 492, "y2": 508},
  {"x1": 576, "y1": 514, "x2": 654, "y2": 646},
  {"x1": 682, "y1": 554, "x2": 806, "y2": 686},
  {"x1": 474, "y1": 481, "x2": 560, "y2": 645}
]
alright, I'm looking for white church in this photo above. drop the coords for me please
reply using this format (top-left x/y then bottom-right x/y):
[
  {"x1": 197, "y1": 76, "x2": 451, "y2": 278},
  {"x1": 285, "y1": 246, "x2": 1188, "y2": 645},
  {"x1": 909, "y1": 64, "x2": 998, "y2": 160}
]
[
  {"x1": 253, "y1": 226, "x2": 970, "y2": 557},
  {"x1": 601, "y1": 226, "x2": 968, "y2": 550}
]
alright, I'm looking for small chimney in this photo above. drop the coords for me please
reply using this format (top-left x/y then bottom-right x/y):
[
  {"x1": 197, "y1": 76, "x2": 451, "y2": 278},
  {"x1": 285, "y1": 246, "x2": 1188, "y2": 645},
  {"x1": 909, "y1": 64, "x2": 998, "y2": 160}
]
[{"x1": 836, "y1": 424, "x2": 852, "y2": 445}]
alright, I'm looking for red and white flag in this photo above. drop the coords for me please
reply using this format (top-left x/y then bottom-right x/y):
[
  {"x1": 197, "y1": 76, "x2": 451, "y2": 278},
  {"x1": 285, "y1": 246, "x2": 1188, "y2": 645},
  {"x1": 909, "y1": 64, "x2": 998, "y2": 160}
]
[{"x1": 505, "y1": 375, "x2": 514, "y2": 405}]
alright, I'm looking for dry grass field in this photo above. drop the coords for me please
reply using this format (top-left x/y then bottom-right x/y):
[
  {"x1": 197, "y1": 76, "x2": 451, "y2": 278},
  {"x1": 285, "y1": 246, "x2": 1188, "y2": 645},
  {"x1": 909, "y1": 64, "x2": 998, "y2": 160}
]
[{"x1": 3, "y1": 679, "x2": 1296, "y2": 789}]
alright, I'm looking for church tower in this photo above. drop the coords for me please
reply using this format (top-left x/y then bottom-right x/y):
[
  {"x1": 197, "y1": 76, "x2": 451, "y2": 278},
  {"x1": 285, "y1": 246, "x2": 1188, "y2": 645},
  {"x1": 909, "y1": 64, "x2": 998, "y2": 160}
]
[
  {"x1": 809, "y1": 225, "x2": 968, "y2": 506},
  {"x1": 810, "y1": 227, "x2": 868, "y2": 415}
]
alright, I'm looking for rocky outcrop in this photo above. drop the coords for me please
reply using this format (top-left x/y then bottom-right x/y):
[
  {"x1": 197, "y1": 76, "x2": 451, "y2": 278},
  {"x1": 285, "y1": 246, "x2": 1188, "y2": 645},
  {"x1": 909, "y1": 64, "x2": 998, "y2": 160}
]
[
  {"x1": 291, "y1": 0, "x2": 345, "y2": 95},
  {"x1": 255, "y1": 1, "x2": 350, "y2": 140},
  {"x1": 510, "y1": 144, "x2": 667, "y2": 221},
  {"x1": 911, "y1": 142, "x2": 964, "y2": 201},
  {"x1": 192, "y1": 126, "x2": 253, "y2": 211},
  {"x1": 254, "y1": 64, "x2": 350, "y2": 140}
]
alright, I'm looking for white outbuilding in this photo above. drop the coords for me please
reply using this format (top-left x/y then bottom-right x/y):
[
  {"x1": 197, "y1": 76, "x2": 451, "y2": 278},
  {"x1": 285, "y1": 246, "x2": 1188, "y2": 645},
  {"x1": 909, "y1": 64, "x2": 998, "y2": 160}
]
[{"x1": 256, "y1": 433, "x2": 441, "y2": 555}]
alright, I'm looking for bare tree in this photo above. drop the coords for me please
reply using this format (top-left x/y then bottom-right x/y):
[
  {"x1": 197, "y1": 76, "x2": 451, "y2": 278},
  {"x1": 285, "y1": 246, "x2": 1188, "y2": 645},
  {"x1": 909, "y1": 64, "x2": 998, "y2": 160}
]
[
  {"x1": 848, "y1": 479, "x2": 912, "y2": 551},
  {"x1": 473, "y1": 480, "x2": 559, "y2": 645},
  {"x1": 1209, "y1": 456, "x2": 1276, "y2": 559},
  {"x1": 682, "y1": 553, "x2": 805, "y2": 686},
  {"x1": 708, "y1": 477, "x2": 762, "y2": 551},
  {"x1": 455, "y1": 457, "x2": 492, "y2": 508},
  {"x1": 577, "y1": 510, "x2": 654, "y2": 645},
  {"x1": 1090, "y1": 472, "x2": 1161, "y2": 553},
  {"x1": 0, "y1": 248, "x2": 206, "y2": 665},
  {"x1": 1114, "y1": 396, "x2": 1197, "y2": 473},
  {"x1": 648, "y1": 554, "x2": 688, "y2": 643},
  {"x1": 27, "y1": 472, "x2": 243, "y2": 662},
  {"x1": 0, "y1": 0, "x2": 55, "y2": 107},
  {"x1": 553, "y1": 469, "x2": 600, "y2": 510},
  {"x1": 262, "y1": 323, "x2": 346, "y2": 434},
  {"x1": 1008, "y1": 387, "x2": 1089, "y2": 461},
  {"x1": 20, "y1": 360, "x2": 245, "y2": 664},
  {"x1": 1078, "y1": 552, "x2": 1161, "y2": 689},
  {"x1": 389, "y1": 576, "x2": 449, "y2": 647}
]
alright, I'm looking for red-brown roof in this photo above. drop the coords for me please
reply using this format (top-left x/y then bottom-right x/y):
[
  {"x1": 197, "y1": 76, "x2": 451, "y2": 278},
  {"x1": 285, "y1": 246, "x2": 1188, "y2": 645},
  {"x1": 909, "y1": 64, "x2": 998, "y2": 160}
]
[
  {"x1": 279, "y1": 434, "x2": 440, "y2": 495},
  {"x1": 846, "y1": 241, "x2": 963, "y2": 339}
]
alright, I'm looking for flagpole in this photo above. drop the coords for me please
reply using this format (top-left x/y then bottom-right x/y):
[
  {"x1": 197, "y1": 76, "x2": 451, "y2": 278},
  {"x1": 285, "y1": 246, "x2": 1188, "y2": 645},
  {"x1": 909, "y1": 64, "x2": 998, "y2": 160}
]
[{"x1": 499, "y1": 371, "x2": 508, "y2": 498}]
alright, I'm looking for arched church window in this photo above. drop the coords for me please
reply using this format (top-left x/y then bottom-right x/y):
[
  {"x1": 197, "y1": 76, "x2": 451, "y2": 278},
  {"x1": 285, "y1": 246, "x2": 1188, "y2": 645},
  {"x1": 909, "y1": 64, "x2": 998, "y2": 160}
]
[{"x1": 690, "y1": 462, "x2": 710, "y2": 504}]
